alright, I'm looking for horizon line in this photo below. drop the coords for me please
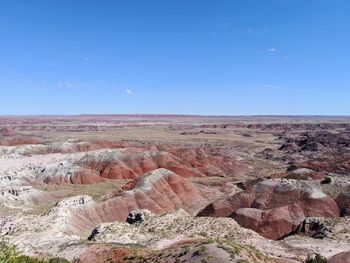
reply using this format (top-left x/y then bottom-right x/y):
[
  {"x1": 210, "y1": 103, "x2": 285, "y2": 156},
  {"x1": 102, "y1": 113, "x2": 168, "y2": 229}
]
[{"x1": 1, "y1": 114, "x2": 350, "y2": 118}]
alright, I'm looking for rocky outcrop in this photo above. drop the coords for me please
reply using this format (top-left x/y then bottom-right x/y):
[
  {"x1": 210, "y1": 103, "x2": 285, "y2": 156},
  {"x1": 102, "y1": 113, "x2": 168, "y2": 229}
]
[
  {"x1": 53, "y1": 169, "x2": 219, "y2": 233},
  {"x1": 284, "y1": 168, "x2": 326, "y2": 180},
  {"x1": 126, "y1": 210, "x2": 150, "y2": 225},
  {"x1": 336, "y1": 187, "x2": 350, "y2": 216},
  {"x1": 0, "y1": 186, "x2": 57, "y2": 210},
  {"x1": 279, "y1": 131, "x2": 350, "y2": 153},
  {"x1": 294, "y1": 157, "x2": 350, "y2": 175},
  {"x1": 292, "y1": 217, "x2": 333, "y2": 239},
  {"x1": 198, "y1": 179, "x2": 339, "y2": 240},
  {"x1": 276, "y1": 131, "x2": 350, "y2": 175}
]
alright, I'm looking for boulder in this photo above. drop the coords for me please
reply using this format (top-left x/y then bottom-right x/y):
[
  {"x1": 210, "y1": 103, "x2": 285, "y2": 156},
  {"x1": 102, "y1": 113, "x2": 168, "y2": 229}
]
[
  {"x1": 292, "y1": 217, "x2": 333, "y2": 239},
  {"x1": 126, "y1": 210, "x2": 150, "y2": 224}
]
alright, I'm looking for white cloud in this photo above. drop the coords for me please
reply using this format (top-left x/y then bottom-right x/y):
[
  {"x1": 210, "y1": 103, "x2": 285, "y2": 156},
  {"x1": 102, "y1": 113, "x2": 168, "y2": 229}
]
[
  {"x1": 126, "y1": 88, "x2": 132, "y2": 95},
  {"x1": 58, "y1": 81, "x2": 81, "y2": 88},
  {"x1": 55, "y1": 80, "x2": 118, "y2": 89},
  {"x1": 258, "y1": 84, "x2": 285, "y2": 90},
  {"x1": 267, "y1": 48, "x2": 278, "y2": 52}
]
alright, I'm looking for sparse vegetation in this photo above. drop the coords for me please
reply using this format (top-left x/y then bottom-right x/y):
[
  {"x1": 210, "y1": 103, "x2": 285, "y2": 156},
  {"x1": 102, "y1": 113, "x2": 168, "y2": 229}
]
[
  {"x1": 199, "y1": 231, "x2": 208, "y2": 237},
  {"x1": 182, "y1": 244, "x2": 191, "y2": 255},
  {"x1": 321, "y1": 176, "x2": 332, "y2": 184},
  {"x1": 0, "y1": 238, "x2": 71, "y2": 263},
  {"x1": 199, "y1": 245, "x2": 207, "y2": 254},
  {"x1": 305, "y1": 253, "x2": 328, "y2": 263}
]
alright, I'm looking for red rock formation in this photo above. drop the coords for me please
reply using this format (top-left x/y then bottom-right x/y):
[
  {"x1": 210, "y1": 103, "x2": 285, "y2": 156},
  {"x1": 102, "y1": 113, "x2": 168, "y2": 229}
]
[
  {"x1": 336, "y1": 188, "x2": 350, "y2": 216},
  {"x1": 75, "y1": 244, "x2": 132, "y2": 263},
  {"x1": 155, "y1": 146, "x2": 248, "y2": 177},
  {"x1": 198, "y1": 179, "x2": 339, "y2": 240},
  {"x1": 38, "y1": 146, "x2": 248, "y2": 185},
  {"x1": 55, "y1": 168, "x2": 219, "y2": 233},
  {"x1": 234, "y1": 205, "x2": 305, "y2": 240},
  {"x1": 0, "y1": 138, "x2": 41, "y2": 146},
  {"x1": 294, "y1": 157, "x2": 350, "y2": 175},
  {"x1": 329, "y1": 251, "x2": 350, "y2": 263},
  {"x1": 277, "y1": 131, "x2": 350, "y2": 175},
  {"x1": 284, "y1": 168, "x2": 326, "y2": 180}
]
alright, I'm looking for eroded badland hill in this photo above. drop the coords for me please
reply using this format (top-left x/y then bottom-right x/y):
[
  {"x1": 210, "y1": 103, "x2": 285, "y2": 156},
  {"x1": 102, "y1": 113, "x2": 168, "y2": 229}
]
[{"x1": 1, "y1": 115, "x2": 350, "y2": 262}]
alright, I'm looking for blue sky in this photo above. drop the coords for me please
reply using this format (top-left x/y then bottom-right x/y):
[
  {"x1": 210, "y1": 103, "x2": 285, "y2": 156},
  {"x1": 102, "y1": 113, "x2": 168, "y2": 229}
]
[{"x1": 0, "y1": 0, "x2": 349, "y2": 115}]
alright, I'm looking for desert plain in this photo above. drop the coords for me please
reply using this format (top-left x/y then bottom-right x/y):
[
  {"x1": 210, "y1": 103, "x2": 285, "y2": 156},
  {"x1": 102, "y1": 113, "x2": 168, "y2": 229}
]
[{"x1": 1, "y1": 115, "x2": 350, "y2": 262}]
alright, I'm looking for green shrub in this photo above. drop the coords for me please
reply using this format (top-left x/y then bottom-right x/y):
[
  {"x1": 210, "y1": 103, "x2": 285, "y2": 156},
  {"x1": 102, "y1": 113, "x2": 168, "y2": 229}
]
[
  {"x1": 305, "y1": 253, "x2": 328, "y2": 263},
  {"x1": 0, "y1": 238, "x2": 71, "y2": 263},
  {"x1": 199, "y1": 245, "x2": 207, "y2": 254},
  {"x1": 321, "y1": 176, "x2": 332, "y2": 184},
  {"x1": 0, "y1": 238, "x2": 17, "y2": 261}
]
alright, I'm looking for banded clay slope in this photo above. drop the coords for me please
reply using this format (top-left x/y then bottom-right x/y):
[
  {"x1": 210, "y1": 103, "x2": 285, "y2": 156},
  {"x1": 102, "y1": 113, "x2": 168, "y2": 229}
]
[
  {"x1": 55, "y1": 168, "x2": 221, "y2": 233},
  {"x1": 85, "y1": 209, "x2": 293, "y2": 262},
  {"x1": 0, "y1": 140, "x2": 247, "y2": 211},
  {"x1": 2, "y1": 115, "x2": 350, "y2": 262},
  {"x1": 198, "y1": 179, "x2": 340, "y2": 240},
  {"x1": 75, "y1": 241, "x2": 281, "y2": 263},
  {"x1": 1, "y1": 208, "x2": 296, "y2": 262},
  {"x1": 0, "y1": 139, "x2": 132, "y2": 155},
  {"x1": 32, "y1": 145, "x2": 248, "y2": 184}
]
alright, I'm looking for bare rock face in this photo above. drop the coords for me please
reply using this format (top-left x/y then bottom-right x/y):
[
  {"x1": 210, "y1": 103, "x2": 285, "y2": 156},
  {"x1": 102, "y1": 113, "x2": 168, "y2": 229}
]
[
  {"x1": 46, "y1": 195, "x2": 99, "y2": 233},
  {"x1": 59, "y1": 168, "x2": 218, "y2": 233},
  {"x1": 292, "y1": 217, "x2": 333, "y2": 239},
  {"x1": 336, "y1": 187, "x2": 350, "y2": 216},
  {"x1": 0, "y1": 185, "x2": 57, "y2": 210},
  {"x1": 329, "y1": 251, "x2": 350, "y2": 263},
  {"x1": 284, "y1": 168, "x2": 327, "y2": 180},
  {"x1": 35, "y1": 146, "x2": 248, "y2": 185},
  {"x1": 198, "y1": 179, "x2": 339, "y2": 240},
  {"x1": 197, "y1": 190, "x2": 255, "y2": 217}
]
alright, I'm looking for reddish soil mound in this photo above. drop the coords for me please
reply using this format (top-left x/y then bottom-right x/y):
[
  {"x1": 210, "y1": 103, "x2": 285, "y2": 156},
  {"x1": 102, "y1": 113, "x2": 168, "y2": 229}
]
[
  {"x1": 38, "y1": 146, "x2": 248, "y2": 185},
  {"x1": 198, "y1": 179, "x2": 339, "y2": 240},
  {"x1": 75, "y1": 244, "x2": 133, "y2": 263},
  {"x1": 294, "y1": 157, "x2": 350, "y2": 175},
  {"x1": 155, "y1": 145, "x2": 248, "y2": 177},
  {"x1": 329, "y1": 251, "x2": 350, "y2": 263},
  {"x1": 63, "y1": 169, "x2": 218, "y2": 232},
  {"x1": 0, "y1": 138, "x2": 41, "y2": 146},
  {"x1": 336, "y1": 187, "x2": 350, "y2": 216},
  {"x1": 273, "y1": 168, "x2": 327, "y2": 180}
]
